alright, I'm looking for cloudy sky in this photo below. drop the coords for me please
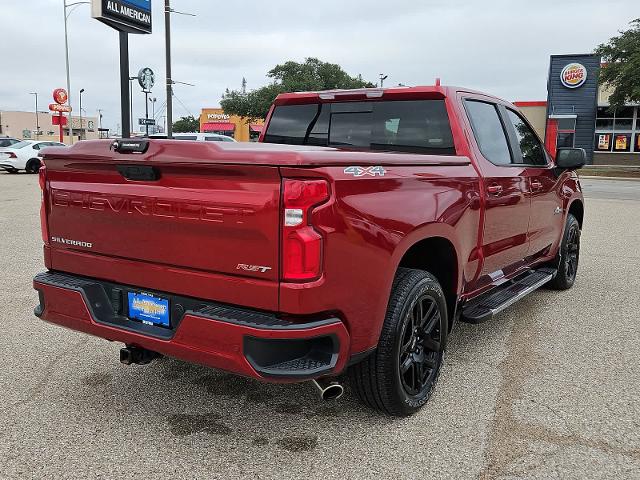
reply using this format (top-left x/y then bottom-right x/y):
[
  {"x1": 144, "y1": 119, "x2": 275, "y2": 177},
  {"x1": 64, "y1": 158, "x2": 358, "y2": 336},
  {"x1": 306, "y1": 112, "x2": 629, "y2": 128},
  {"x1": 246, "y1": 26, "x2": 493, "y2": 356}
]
[{"x1": 1, "y1": 0, "x2": 636, "y2": 133}]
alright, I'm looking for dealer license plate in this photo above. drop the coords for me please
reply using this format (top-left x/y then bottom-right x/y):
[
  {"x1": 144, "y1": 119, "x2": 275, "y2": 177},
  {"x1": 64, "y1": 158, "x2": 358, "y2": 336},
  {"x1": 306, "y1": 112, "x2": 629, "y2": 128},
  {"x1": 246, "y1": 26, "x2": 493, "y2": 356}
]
[{"x1": 127, "y1": 292, "x2": 170, "y2": 327}]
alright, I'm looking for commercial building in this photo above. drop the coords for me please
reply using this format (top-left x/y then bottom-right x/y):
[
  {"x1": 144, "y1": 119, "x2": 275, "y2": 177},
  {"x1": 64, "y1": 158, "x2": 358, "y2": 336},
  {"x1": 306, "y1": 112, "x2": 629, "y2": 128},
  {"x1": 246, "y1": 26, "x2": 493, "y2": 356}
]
[
  {"x1": 199, "y1": 108, "x2": 264, "y2": 142},
  {"x1": 0, "y1": 110, "x2": 100, "y2": 143},
  {"x1": 517, "y1": 54, "x2": 639, "y2": 165}
]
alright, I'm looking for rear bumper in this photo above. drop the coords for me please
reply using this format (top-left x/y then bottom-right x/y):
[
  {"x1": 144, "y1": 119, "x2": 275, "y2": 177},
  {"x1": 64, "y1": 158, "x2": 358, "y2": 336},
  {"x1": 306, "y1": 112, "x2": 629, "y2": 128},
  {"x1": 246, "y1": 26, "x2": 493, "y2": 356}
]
[{"x1": 33, "y1": 271, "x2": 350, "y2": 382}]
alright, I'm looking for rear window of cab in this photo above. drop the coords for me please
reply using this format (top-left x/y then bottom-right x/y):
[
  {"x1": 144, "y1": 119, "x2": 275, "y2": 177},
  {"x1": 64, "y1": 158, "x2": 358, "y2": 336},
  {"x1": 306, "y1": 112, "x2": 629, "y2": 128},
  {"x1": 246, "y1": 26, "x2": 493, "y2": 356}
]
[{"x1": 264, "y1": 100, "x2": 455, "y2": 155}]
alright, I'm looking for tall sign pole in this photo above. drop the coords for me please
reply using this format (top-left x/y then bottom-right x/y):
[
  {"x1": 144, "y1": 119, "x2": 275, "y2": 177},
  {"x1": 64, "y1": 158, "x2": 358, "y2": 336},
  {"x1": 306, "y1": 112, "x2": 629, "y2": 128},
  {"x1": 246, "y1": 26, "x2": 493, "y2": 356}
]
[
  {"x1": 165, "y1": 0, "x2": 173, "y2": 138},
  {"x1": 119, "y1": 32, "x2": 131, "y2": 138},
  {"x1": 50, "y1": 88, "x2": 72, "y2": 143},
  {"x1": 91, "y1": 0, "x2": 152, "y2": 138}
]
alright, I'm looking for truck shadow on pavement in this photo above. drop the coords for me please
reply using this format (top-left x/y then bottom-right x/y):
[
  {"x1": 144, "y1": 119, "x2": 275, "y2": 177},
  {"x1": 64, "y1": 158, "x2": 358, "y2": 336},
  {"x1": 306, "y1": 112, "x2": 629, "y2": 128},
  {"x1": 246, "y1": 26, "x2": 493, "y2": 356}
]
[{"x1": 75, "y1": 352, "x2": 399, "y2": 453}]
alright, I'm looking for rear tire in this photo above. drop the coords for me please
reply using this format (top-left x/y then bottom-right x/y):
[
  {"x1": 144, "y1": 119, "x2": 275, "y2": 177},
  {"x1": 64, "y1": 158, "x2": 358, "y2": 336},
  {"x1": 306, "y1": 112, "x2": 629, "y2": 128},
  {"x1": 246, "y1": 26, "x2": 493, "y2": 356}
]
[
  {"x1": 549, "y1": 213, "x2": 580, "y2": 290},
  {"x1": 348, "y1": 268, "x2": 447, "y2": 416},
  {"x1": 25, "y1": 158, "x2": 41, "y2": 174}
]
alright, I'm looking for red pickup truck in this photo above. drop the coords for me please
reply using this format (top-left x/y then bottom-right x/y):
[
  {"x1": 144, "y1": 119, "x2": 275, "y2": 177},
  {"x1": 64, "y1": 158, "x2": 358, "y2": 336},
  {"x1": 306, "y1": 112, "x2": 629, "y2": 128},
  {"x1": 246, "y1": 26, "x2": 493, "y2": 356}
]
[{"x1": 33, "y1": 85, "x2": 585, "y2": 416}]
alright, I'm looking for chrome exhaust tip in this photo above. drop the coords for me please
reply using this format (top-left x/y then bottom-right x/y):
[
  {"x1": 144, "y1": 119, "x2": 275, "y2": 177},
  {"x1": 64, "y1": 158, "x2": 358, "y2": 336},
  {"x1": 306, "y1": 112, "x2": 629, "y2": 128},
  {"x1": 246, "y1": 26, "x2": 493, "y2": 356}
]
[{"x1": 311, "y1": 378, "x2": 344, "y2": 401}]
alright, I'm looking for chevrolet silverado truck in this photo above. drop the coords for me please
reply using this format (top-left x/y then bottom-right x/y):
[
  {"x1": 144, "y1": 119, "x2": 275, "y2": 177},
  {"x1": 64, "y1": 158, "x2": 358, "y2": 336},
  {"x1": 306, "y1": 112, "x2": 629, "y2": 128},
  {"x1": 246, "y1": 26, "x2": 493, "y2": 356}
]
[{"x1": 33, "y1": 85, "x2": 585, "y2": 416}]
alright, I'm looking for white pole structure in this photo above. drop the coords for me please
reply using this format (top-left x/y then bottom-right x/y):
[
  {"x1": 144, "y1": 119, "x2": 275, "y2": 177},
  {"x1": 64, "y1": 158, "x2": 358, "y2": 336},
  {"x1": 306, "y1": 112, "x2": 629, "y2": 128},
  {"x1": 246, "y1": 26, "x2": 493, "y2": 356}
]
[{"x1": 63, "y1": 1, "x2": 90, "y2": 144}]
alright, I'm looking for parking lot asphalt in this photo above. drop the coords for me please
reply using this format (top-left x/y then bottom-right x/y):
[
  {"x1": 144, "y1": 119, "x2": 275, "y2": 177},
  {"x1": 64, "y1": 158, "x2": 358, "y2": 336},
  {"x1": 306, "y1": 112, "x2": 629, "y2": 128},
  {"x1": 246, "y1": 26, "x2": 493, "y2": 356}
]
[{"x1": 0, "y1": 173, "x2": 638, "y2": 479}]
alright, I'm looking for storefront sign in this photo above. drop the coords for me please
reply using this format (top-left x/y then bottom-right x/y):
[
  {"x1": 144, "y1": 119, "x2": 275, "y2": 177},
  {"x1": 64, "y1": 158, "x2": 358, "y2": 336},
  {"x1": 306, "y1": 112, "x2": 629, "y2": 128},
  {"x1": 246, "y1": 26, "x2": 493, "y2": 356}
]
[
  {"x1": 53, "y1": 88, "x2": 68, "y2": 105},
  {"x1": 49, "y1": 103, "x2": 72, "y2": 113},
  {"x1": 207, "y1": 113, "x2": 230, "y2": 120},
  {"x1": 92, "y1": 0, "x2": 152, "y2": 34},
  {"x1": 560, "y1": 63, "x2": 587, "y2": 89},
  {"x1": 138, "y1": 67, "x2": 155, "y2": 91}
]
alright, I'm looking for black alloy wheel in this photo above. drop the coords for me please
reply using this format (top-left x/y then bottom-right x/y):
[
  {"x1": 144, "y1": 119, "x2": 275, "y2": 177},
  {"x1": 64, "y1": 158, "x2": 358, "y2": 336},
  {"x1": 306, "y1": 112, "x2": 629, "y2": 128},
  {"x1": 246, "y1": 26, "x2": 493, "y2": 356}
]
[
  {"x1": 565, "y1": 222, "x2": 580, "y2": 282},
  {"x1": 399, "y1": 294, "x2": 442, "y2": 396},
  {"x1": 549, "y1": 213, "x2": 580, "y2": 290}
]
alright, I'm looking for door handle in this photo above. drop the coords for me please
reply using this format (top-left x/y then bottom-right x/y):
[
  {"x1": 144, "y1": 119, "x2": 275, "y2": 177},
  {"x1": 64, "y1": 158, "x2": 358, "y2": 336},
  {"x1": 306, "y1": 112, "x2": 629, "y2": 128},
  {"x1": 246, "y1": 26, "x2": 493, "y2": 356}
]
[
  {"x1": 487, "y1": 184, "x2": 503, "y2": 195},
  {"x1": 531, "y1": 180, "x2": 543, "y2": 191}
]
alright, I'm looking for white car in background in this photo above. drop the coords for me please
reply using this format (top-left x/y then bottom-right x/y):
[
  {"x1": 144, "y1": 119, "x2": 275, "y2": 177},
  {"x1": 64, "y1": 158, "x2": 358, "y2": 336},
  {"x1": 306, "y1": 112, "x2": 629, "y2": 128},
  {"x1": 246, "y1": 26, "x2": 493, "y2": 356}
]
[
  {"x1": 0, "y1": 140, "x2": 66, "y2": 174},
  {"x1": 148, "y1": 133, "x2": 237, "y2": 142}
]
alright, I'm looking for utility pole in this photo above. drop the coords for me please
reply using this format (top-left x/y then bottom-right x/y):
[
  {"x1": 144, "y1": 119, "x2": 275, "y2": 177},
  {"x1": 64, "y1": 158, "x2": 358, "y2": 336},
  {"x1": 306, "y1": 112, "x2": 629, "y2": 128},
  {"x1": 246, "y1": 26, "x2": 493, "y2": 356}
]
[
  {"x1": 165, "y1": 0, "x2": 173, "y2": 138},
  {"x1": 30, "y1": 92, "x2": 40, "y2": 139},
  {"x1": 379, "y1": 74, "x2": 388, "y2": 88},
  {"x1": 97, "y1": 109, "x2": 103, "y2": 129}
]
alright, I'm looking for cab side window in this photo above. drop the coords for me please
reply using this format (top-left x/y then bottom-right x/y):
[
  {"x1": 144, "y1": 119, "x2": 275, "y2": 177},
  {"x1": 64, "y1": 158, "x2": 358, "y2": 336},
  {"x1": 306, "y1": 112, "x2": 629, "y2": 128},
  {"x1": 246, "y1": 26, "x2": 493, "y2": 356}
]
[
  {"x1": 464, "y1": 100, "x2": 512, "y2": 166},
  {"x1": 505, "y1": 110, "x2": 547, "y2": 166}
]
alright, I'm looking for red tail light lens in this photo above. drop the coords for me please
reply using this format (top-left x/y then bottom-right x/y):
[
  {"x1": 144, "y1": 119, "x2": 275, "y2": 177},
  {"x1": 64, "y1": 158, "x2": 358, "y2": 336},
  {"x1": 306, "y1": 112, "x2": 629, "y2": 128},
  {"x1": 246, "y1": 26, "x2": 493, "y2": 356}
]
[
  {"x1": 7, "y1": 152, "x2": 17, "y2": 158},
  {"x1": 39, "y1": 164, "x2": 49, "y2": 245},
  {"x1": 282, "y1": 179, "x2": 329, "y2": 281}
]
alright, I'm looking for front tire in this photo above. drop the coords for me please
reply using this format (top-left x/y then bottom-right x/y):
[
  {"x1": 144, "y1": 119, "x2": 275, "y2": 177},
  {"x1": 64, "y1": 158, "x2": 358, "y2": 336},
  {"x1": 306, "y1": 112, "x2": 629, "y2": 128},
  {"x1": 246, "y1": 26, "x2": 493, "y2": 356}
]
[
  {"x1": 549, "y1": 213, "x2": 580, "y2": 290},
  {"x1": 349, "y1": 268, "x2": 447, "y2": 416}
]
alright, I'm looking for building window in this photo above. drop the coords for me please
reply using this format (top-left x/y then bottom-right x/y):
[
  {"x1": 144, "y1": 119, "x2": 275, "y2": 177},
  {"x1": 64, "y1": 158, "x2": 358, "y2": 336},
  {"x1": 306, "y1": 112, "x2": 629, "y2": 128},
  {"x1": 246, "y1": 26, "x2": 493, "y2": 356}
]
[
  {"x1": 595, "y1": 106, "x2": 638, "y2": 153},
  {"x1": 557, "y1": 132, "x2": 575, "y2": 148}
]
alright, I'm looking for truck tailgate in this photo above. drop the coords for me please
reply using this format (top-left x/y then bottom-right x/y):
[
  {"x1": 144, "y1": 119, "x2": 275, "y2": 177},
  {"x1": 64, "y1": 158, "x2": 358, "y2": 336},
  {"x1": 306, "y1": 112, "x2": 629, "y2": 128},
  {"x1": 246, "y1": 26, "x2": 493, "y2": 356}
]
[{"x1": 43, "y1": 152, "x2": 281, "y2": 307}]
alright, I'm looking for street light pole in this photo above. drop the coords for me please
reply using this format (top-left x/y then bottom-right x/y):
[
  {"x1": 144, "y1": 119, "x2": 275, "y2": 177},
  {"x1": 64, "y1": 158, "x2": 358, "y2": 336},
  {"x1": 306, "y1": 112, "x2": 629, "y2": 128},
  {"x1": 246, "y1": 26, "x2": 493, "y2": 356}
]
[
  {"x1": 62, "y1": 1, "x2": 89, "y2": 144},
  {"x1": 144, "y1": 90, "x2": 150, "y2": 136},
  {"x1": 165, "y1": 0, "x2": 173, "y2": 138},
  {"x1": 63, "y1": 1, "x2": 72, "y2": 143},
  {"x1": 79, "y1": 88, "x2": 84, "y2": 140},
  {"x1": 30, "y1": 92, "x2": 39, "y2": 139}
]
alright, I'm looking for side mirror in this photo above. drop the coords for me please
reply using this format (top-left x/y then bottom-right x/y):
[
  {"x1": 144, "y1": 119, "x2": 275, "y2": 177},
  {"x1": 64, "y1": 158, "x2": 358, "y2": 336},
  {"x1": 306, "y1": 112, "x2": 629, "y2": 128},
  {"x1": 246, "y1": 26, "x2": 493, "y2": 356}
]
[{"x1": 555, "y1": 148, "x2": 586, "y2": 170}]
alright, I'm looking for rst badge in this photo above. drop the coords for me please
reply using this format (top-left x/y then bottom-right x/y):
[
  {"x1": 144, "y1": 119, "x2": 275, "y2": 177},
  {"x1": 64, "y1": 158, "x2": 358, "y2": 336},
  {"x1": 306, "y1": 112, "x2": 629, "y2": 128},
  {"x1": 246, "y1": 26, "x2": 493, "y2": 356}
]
[
  {"x1": 237, "y1": 264, "x2": 272, "y2": 273},
  {"x1": 344, "y1": 166, "x2": 386, "y2": 177}
]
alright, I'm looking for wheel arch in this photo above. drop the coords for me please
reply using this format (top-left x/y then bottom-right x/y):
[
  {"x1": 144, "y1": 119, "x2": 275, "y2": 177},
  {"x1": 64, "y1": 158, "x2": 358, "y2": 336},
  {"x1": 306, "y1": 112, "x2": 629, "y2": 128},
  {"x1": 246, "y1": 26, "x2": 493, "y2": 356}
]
[
  {"x1": 394, "y1": 234, "x2": 460, "y2": 332},
  {"x1": 567, "y1": 199, "x2": 584, "y2": 228}
]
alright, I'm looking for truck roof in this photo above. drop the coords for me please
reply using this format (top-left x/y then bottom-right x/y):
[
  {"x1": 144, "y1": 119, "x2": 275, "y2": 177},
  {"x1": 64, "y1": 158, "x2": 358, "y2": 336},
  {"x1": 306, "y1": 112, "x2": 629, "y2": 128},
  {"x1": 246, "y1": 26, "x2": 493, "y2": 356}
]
[{"x1": 273, "y1": 85, "x2": 505, "y2": 106}]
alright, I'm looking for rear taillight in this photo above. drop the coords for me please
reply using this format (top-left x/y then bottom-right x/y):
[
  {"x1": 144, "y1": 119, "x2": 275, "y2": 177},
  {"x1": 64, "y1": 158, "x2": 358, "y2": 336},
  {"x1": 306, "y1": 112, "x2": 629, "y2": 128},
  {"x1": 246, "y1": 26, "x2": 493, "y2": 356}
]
[
  {"x1": 39, "y1": 163, "x2": 49, "y2": 245},
  {"x1": 281, "y1": 179, "x2": 330, "y2": 282},
  {"x1": 7, "y1": 152, "x2": 17, "y2": 158}
]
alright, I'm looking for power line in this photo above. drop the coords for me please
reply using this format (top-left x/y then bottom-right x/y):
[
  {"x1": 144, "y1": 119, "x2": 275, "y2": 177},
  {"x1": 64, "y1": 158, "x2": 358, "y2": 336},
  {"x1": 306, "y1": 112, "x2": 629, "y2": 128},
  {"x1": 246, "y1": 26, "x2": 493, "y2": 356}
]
[{"x1": 172, "y1": 92, "x2": 194, "y2": 118}]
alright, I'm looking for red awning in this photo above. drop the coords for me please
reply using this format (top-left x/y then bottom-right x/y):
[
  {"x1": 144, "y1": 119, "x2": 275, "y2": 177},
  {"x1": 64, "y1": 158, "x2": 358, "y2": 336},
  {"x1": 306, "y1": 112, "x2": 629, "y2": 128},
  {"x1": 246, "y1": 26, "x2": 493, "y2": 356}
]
[
  {"x1": 203, "y1": 122, "x2": 235, "y2": 132},
  {"x1": 249, "y1": 124, "x2": 263, "y2": 133}
]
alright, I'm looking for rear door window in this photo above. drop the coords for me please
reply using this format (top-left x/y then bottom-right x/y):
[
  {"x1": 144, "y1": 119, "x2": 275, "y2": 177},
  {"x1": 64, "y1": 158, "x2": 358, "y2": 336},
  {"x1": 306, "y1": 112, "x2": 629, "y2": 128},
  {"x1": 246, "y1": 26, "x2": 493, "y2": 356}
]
[
  {"x1": 464, "y1": 100, "x2": 512, "y2": 166},
  {"x1": 264, "y1": 100, "x2": 455, "y2": 154}
]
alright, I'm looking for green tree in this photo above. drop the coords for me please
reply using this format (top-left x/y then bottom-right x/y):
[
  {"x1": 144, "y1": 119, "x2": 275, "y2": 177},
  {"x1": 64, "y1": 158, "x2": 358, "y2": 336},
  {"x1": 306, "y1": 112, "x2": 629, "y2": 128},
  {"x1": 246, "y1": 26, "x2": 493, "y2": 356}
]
[
  {"x1": 595, "y1": 19, "x2": 640, "y2": 109},
  {"x1": 172, "y1": 115, "x2": 200, "y2": 133},
  {"x1": 221, "y1": 58, "x2": 374, "y2": 121}
]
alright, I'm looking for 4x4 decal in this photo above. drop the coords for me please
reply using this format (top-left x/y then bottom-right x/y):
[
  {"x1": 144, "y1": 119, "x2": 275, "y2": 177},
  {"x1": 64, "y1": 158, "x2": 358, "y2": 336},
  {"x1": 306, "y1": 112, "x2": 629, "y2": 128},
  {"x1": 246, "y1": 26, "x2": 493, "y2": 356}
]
[{"x1": 344, "y1": 166, "x2": 387, "y2": 177}]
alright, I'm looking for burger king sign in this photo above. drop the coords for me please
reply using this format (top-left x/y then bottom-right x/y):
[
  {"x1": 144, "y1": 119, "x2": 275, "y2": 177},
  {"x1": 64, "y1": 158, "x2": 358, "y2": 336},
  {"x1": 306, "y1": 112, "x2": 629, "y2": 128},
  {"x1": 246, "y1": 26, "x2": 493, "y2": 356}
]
[{"x1": 560, "y1": 63, "x2": 587, "y2": 89}]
